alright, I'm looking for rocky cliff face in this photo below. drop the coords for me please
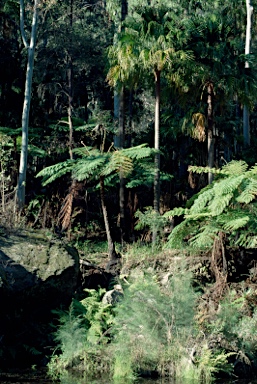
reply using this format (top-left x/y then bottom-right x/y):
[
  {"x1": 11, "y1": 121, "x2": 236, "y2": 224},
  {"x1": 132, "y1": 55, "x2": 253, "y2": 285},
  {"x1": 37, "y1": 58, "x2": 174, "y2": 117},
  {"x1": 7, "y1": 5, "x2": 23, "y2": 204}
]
[{"x1": 0, "y1": 229, "x2": 80, "y2": 368}]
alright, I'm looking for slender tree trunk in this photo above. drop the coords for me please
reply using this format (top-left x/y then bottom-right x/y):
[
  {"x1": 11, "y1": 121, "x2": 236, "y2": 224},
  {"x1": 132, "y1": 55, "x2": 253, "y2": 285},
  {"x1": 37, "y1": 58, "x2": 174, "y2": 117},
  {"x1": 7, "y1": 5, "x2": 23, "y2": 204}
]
[
  {"x1": 119, "y1": 86, "x2": 126, "y2": 246},
  {"x1": 17, "y1": 0, "x2": 39, "y2": 210},
  {"x1": 207, "y1": 82, "x2": 215, "y2": 184},
  {"x1": 152, "y1": 69, "x2": 161, "y2": 245},
  {"x1": 118, "y1": 0, "x2": 128, "y2": 246},
  {"x1": 68, "y1": 0, "x2": 74, "y2": 160},
  {"x1": 99, "y1": 175, "x2": 117, "y2": 260},
  {"x1": 243, "y1": 0, "x2": 253, "y2": 146}
]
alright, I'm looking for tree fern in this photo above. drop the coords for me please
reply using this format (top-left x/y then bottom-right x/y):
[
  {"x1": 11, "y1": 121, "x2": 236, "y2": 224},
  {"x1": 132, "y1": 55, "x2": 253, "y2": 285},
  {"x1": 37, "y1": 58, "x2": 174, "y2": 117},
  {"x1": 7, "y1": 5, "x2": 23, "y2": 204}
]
[{"x1": 165, "y1": 160, "x2": 257, "y2": 251}]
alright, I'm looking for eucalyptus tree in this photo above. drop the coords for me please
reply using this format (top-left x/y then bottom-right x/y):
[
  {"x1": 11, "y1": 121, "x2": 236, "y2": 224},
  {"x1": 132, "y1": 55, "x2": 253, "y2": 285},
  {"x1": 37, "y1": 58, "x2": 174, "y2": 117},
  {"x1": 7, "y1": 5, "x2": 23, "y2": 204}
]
[
  {"x1": 243, "y1": 0, "x2": 254, "y2": 146},
  {"x1": 16, "y1": 0, "x2": 39, "y2": 210}
]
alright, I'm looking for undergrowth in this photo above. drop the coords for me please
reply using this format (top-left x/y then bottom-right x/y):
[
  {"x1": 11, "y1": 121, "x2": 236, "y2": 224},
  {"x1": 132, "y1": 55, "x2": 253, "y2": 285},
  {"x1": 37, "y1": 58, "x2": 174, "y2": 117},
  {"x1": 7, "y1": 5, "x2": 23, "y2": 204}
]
[{"x1": 48, "y1": 254, "x2": 239, "y2": 383}]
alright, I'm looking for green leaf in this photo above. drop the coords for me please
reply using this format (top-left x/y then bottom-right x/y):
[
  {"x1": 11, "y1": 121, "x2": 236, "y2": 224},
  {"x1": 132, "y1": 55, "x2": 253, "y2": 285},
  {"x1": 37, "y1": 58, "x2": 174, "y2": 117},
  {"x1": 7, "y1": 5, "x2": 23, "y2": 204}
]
[{"x1": 36, "y1": 160, "x2": 74, "y2": 186}]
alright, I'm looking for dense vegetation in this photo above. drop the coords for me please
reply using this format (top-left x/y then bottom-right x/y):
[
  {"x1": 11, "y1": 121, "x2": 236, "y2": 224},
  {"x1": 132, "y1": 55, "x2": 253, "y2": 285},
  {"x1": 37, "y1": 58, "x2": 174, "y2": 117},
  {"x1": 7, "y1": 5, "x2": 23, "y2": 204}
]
[{"x1": 1, "y1": 0, "x2": 257, "y2": 382}]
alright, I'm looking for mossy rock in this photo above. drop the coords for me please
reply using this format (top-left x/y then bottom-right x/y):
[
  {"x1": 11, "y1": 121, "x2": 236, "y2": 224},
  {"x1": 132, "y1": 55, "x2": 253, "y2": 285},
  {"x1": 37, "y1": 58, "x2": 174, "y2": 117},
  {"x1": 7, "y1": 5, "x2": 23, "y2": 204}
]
[{"x1": 0, "y1": 229, "x2": 80, "y2": 369}]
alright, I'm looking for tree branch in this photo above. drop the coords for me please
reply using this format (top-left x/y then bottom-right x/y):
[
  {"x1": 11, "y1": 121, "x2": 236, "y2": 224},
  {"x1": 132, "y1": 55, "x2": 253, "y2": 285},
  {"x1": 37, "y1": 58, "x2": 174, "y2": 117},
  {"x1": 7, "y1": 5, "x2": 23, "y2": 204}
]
[{"x1": 20, "y1": 0, "x2": 29, "y2": 48}]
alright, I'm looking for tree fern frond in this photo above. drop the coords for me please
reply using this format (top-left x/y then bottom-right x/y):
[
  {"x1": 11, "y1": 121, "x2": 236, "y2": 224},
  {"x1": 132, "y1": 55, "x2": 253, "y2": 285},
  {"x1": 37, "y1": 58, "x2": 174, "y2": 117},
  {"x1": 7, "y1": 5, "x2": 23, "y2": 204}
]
[
  {"x1": 186, "y1": 212, "x2": 211, "y2": 220},
  {"x1": 58, "y1": 192, "x2": 74, "y2": 231},
  {"x1": 222, "y1": 216, "x2": 250, "y2": 231},
  {"x1": 247, "y1": 164, "x2": 257, "y2": 176},
  {"x1": 186, "y1": 183, "x2": 213, "y2": 208},
  {"x1": 221, "y1": 160, "x2": 248, "y2": 176},
  {"x1": 122, "y1": 144, "x2": 156, "y2": 159},
  {"x1": 236, "y1": 178, "x2": 257, "y2": 204},
  {"x1": 73, "y1": 146, "x2": 96, "y2": 157},
  {"x1": 73, "y1": 156, "x2": 107, "y2": 181},
  {"x1": 189, "y1": 188, "x2": 214, "y2": 214},
  {"x1": 235, "y1": 233, "x2": 257, "y2": 248},
  {"x1": 164, "y1": 207, "x2": 187, "y2": 218},
  {"x1": 164, "y1": 220, "x2": 193, "y2": 249},
  {"x1": 188, "y1": 165, "x2": 220, "y2": 175},
  {"x1": 36, "y1": 160, "x2": 74, "y2": 186},
  {"x1": 212, "y1": 174, "x2": 244, "y2": 195},
  {"x1": 189, "y1": 224, "x2": 220, "y2": 250},
  {"x1": 209, "y1": 192, "x2": 234, "y2": 216},
  {"x1": 102, "y1": 151, "x2": 133, "y2": 177}
]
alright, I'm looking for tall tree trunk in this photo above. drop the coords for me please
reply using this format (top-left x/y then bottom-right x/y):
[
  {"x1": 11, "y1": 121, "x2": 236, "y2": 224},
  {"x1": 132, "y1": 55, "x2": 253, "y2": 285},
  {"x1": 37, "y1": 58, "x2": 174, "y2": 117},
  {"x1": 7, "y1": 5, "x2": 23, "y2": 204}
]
[
  {"x1": 118, "y1": 0, "x2": 128, "y2": 246},
  {"x1": 243, "y1": 0, "x2": 253, "y2": 146},
  {"x1": 152, "y1": 69, "x2": 161, "y2": 245},
  {"x1": 17, "y1": 0, "x2": 39, "y2": 210},
  {"x1": 119, "y1": 86, "x2": 126, "y2": 246},
  {"x1": 68, "y1": 0, "x2": 73, "y2": 160},
  {"x1": 99, "y1": 175, "x2": 117, "y2": 260},
  {"x1": 207, "y1": 82, "x2": 215, "y2": 184}
]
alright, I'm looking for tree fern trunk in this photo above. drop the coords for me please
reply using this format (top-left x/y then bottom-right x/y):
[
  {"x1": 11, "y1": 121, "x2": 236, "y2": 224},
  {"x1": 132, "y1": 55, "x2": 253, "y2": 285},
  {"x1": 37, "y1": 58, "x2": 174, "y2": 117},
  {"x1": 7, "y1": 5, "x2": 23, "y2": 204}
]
[
  {"x1": 100, "y1": 175, "x2": 117, "y2": 260},
  {"x1": 152, "y1": 69, "x2": 161, "y2": 246}
]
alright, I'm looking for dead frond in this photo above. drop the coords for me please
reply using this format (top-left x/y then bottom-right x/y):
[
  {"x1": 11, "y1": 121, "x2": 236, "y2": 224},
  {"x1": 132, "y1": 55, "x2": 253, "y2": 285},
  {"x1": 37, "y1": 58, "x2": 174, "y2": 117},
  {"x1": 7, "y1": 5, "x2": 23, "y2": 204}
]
[
  {"x1": 192, "y1": 112, "x2": 206, "y2": 142},
  {"x1": 58, "y1": 180, "x2": 81, "y2": 231}
]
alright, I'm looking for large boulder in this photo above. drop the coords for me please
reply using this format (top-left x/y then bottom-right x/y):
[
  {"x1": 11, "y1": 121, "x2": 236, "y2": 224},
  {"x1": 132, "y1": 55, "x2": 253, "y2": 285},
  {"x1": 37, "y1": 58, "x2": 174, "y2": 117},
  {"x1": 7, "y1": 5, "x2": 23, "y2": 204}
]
[{"x1": 0, "y1": 229, "x2": 80, "y2": 368}]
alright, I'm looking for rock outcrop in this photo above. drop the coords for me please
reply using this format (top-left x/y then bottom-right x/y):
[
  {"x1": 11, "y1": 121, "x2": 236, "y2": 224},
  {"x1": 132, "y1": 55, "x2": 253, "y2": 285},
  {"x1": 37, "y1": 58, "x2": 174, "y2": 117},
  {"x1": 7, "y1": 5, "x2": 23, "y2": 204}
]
[{"x1": 0, "y1": 229, "x2": 80, "y2": 369}]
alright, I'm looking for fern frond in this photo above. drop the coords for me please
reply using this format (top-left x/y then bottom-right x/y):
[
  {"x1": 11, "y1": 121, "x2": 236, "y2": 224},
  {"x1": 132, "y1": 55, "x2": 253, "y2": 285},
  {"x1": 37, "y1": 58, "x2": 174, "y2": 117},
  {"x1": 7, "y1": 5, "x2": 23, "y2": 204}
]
[
  {"x1": 102, "y1": 151, "x2": 133, "y2": 177},
  {"x1": 235, "y1": 232, "x2": 257, "y2": 248},
  {"x1": 122, "y1": 144, "x2": 156, "y2": 160},
  {"x1": 36, "y1": 160, "x2": 74, "y2": 186},
  {"x1": 247, "y1": 164, "x2": 257, "y2": 176},
  {"x1": 209, "y1": 192, "x2": 234, "y2": 216},
  {"x1": 222, "y1": 216, "x2": 250, "y2": 231},
  {"x1": 58, "y1": 193, "x2": 74, "y2": 231},
  {"x1": 73, "y1": 156, "x2": 107, "y2": 181},
  {"x1": 221, "y1": 160, "x2": 248, "y2": 176},
  {"x1": 164, "y1": 207, "x2": 187, "y2": 218},
  {"x1": 188, "y1": 165, "x2": 220, "y2": 175},
  {"x1": 189, "y1": 224, "x2": 220, "y2": 249},
  {"x1": 236, "y1": 178, "x2": 257, "y2": 204},
  {"x1": 73, "y1": 146, "x2": 96, "y2": 157},
  {"x1": 164, "y1": 220, "x2": 194, "y2": 249},
  {"x1": 212, "y1": 174, "x2": 244, "y2": 195},
  {"x1": 189, "y1": 188, "x2": 214, "y2": 214}
]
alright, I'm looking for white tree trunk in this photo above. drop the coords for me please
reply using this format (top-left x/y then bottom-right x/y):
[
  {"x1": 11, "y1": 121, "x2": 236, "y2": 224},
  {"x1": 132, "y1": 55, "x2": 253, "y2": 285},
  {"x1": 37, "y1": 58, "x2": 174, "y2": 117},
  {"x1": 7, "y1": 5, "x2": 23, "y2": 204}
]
[
  {"x1": 243, "y1": 0, "x2": 253, "y2": 146},
  {"x1": 17, "y1": 0, "x2": 39, "y2": 210}
]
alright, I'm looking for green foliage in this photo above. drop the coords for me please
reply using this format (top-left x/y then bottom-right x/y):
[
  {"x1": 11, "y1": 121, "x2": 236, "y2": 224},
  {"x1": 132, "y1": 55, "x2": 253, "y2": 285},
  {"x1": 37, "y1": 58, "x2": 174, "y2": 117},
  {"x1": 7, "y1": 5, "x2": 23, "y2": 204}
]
[
  {"x1": 80, "y1": 288, "x2": 114, "y2": 345},
  {"x1": 37, "y1": 144, "x2": 155, "y2": 187},
  {"x1": 134, "y1": 206, "x2": 169, "y2": 244},
  {"x1": 165, "y1": 160, "x2": 257, "y2": 250},
  {"x1": 36, "y1": 160, "x2": 75, "y2": 186},
  {"x1": 112, "y1": 266, "x2": 198, "y2": 379},
  {"x1": 236, "y1": 306, "x2": 257, "y2": 354},
  {"x1": 191, "y1": 344, "x2": 234, "y2": 383},
  {"x1": 49, "y1": 289, "x2": 114, "y2": 377},
  {"x1": 206, "y1": 290, "x2": 245, "y2": 340}
]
